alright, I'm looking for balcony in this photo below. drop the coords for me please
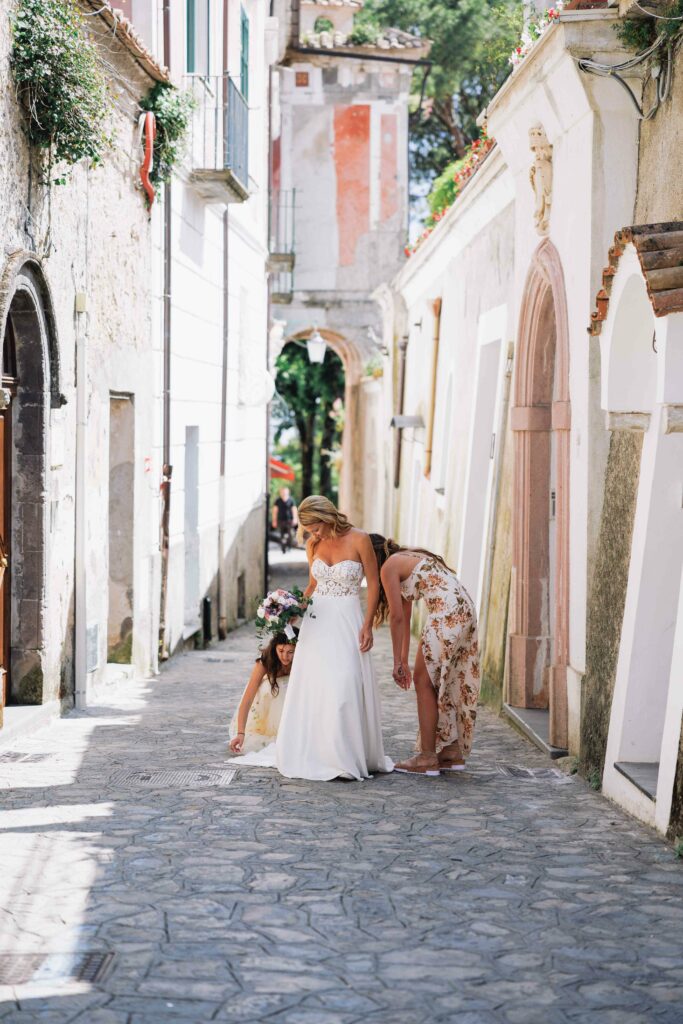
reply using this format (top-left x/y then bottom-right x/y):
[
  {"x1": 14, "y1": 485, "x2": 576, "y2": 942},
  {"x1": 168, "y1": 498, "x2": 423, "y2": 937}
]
[
  {"x1": 269, "y1": 189, "x2": 296, "y2": 304},
  {"x1": 183, "y1": 75, "x2": 249, "y2": 204}
]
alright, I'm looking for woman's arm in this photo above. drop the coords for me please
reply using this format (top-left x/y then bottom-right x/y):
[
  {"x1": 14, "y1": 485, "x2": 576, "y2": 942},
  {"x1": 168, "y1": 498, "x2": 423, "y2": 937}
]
[
  {"x1": 381, "y1": 559, "x2": 412, "y2": 689},
  {"x1": 401, "y1": 597, "x2": 413, "y2": 665},
  {"x1": 303, "y1": 538, "x2": 318, "y2": 599},
  {"x1": 229, "y1": 660, "x2": 267, "y2": 752},
  {"x1": 358, "y1": 532, "x2": 378, "y2": 652}
]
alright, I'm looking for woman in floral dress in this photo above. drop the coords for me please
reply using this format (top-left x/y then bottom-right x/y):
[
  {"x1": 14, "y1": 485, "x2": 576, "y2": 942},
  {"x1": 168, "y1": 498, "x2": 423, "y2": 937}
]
[{"x1": 371, "y1": 535, "x2": 480, "y2": 776}]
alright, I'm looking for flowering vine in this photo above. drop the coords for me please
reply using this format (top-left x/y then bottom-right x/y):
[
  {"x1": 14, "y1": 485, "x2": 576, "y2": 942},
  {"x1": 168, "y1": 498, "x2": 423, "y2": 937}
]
[
  {"x1": 404, "y1": 131, "x2": 496, "y2": 258},
  {"x1": 509, "y1": 2, "x2": 566, "y2": 70}
]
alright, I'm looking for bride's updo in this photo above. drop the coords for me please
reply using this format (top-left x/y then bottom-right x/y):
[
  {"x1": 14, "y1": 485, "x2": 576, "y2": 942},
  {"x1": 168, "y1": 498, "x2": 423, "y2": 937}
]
[{"x1": 297, "y1": 495, "x2": 352, "y2": 546}]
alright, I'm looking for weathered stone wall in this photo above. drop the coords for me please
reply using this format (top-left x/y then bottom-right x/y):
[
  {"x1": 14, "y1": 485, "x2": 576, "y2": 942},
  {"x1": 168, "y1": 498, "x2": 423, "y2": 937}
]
[
  {"x1": 634, "y1": 53, "x2": 683, "y2": 223},
  {"x1": 0, "y1": 6, "x2": 159, "y2": 716},
  {"x1": 668, "y1": 720, "x2": 683, "y2": 840},
  {"x1": 581, "y1": 429, "x2": 642, "y2": 775}
]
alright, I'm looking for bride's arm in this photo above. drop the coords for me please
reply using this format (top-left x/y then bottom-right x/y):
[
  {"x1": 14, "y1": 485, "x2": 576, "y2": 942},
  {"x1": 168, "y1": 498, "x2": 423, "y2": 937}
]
[
  {"x1": 358, "y1": 532, "x2": 379, "y2": 652},
  {"x1": 229, "y1": 660, "x2": 267, "y2": 753},
  {"x1": 303, "y1": 538, "x2": 318, "y2": 599}
]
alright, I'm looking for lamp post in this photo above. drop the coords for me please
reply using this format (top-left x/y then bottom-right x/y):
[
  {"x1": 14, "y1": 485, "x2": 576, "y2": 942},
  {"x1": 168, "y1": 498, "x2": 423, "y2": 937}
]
[{"x1": 306, "y1": 328, "x2": 327, "y2": 364}]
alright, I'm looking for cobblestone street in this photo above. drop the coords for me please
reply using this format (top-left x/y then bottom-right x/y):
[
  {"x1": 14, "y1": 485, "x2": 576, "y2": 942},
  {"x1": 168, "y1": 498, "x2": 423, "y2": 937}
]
[{"x1": 2, "y1": 579, "x2": 683, "y2": 1023}]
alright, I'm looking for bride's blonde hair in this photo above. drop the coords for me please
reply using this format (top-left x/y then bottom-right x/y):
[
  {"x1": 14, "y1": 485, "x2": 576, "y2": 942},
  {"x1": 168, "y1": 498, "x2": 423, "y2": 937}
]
[{"x1": 297, "y1": 495, "x2": 352, "y2": 546}]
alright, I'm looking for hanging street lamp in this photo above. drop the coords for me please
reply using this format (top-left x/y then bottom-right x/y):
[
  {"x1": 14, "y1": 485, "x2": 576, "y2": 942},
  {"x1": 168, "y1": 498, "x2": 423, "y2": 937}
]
[{"x1": 306, "y1": 328, "x2": 327, "y2": 364}]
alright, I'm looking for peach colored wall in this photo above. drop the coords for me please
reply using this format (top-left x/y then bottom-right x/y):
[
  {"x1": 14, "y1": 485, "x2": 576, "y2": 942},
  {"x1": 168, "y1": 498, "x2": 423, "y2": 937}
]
[
  {"x1": 380, "y1": 113, "x2": 398, "y2": 223},
  {"x1": 334, "y1": 105, "x2": 370, "y2": 267}
]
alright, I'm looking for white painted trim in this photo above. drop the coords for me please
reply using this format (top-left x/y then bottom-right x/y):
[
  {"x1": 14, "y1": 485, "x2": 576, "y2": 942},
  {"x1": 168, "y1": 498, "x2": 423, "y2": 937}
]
[
  {"x1": 655, "y1": 565, "x2": 683, "y2": 833},
  {"x1": 457, "y1": 304, "x2": 508, "y2": 610},
  {"x1": 603, "y1": 404, "x2": 683, "y2": 831}
]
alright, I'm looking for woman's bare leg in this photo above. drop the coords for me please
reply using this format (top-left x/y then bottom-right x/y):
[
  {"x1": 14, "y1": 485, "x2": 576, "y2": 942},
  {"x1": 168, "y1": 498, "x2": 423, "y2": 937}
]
[{"x1": 395, "y1": 642, "x2": 439, "y2": 773}]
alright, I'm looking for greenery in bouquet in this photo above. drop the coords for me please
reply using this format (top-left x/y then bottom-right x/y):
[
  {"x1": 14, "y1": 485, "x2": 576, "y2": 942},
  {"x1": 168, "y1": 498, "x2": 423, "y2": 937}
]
[{"x1": 255, "y1": 588, "x2": 311, "y2": 642}]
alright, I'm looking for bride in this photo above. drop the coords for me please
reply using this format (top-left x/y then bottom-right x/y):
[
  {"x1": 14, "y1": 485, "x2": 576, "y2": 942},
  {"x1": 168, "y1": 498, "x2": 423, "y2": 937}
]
[{"x1": 232, "y1": 495, "x2": 393, "y2": 781}]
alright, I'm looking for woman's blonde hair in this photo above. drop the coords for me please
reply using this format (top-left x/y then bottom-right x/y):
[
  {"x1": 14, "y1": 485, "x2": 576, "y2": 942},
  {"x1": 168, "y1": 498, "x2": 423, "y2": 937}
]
[{"x1": 297, "y1": 495, "x2": 352, "y2": 546}]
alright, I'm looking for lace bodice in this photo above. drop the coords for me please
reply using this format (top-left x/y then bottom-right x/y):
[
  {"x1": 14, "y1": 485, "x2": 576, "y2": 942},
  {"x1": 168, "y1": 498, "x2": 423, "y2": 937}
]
[{"x1": 312, "y1": 558, "x2": 364, "y2": 598}]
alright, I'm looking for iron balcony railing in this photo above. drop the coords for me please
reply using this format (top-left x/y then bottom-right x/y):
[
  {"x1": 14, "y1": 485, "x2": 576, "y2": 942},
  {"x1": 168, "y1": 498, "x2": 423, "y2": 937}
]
[
  {"x1": 183, "y1": 75, "x2": 249, "y2": 196},
  {"x1": 269, "y1": 189, "x2": 297, "y2": 303},
  {"x1": 270, "y1": 189, "x2": 296, "y2": 258}
]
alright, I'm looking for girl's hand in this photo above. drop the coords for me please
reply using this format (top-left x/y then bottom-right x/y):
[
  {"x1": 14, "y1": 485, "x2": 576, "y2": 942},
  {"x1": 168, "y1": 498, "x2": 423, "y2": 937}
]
[
  {"x1": 393, "y1": 661, "x2": 411, "y2": 690},
  {"x1": 359, "y1": 624, "x2": 374, "y2": 652},
  {"x1": 229, "y1": 733, "x2": 245, "y2": 754}
]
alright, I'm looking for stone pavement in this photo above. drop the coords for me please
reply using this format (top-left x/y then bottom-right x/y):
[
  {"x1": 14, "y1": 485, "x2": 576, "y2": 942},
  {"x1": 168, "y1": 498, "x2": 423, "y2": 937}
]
[{"x1": 1, "y1": 609, "x2": 683, "y2": 1023}]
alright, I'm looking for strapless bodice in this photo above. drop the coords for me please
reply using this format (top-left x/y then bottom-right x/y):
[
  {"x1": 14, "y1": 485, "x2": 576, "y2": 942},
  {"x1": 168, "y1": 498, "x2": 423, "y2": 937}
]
[{"x1": 312, "y1": 558, "x2": 363, "y2": 598}]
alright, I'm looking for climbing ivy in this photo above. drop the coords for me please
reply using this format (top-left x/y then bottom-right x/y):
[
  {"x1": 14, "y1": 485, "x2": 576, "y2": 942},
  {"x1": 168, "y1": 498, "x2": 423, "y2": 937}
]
[
  {"x1": 140, "y1": 82, "x2": 195, "y2": 188},
  {"x1": 10, "y1": 0, "x2": 112, "y2": 175}
]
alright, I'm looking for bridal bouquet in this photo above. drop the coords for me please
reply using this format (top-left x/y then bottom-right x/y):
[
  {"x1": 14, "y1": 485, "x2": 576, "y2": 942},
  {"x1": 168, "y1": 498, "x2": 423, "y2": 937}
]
[{"x1": 255, "y1": 587, "x2": 311, "y2": 641}]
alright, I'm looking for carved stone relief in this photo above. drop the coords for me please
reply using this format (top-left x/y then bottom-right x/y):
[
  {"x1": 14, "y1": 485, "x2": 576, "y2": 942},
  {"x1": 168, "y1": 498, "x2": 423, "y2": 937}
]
[{"x1": 529, "y1": 124, "x2": 553, "y2": 236}]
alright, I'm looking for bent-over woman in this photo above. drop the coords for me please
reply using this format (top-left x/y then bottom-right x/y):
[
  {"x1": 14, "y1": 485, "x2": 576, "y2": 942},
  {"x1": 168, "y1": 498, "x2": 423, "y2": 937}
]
[{"x1": 371, "y1": 535, "x2": 480, "y2": 776}]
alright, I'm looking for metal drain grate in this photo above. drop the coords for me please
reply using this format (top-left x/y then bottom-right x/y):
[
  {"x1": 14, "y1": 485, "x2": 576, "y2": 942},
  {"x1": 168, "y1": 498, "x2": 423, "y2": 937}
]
[
  {"x1": 0, "y1": 952, "x2": 114, "y2": 985},
  {"x1": 496, "y1": 764, "x2": 572, "y2": 783},
  {"x1": 112, "y1": 767, "x2": 236, "y2": 788},
  {"x1": 0, "y1": 752, "x2": 53, "y2": 764}
]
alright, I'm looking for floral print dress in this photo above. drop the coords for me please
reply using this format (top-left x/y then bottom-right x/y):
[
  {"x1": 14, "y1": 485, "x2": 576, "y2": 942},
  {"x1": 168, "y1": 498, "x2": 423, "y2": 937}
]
[{"x1": 400, "y1": 557, "x2": 480, "y2": 757}]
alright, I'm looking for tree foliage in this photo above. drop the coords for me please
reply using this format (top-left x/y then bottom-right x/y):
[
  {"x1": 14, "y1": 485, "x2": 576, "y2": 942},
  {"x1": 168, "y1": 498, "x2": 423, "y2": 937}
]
[
  {"x1": 362, "y1": 0, "x2": 523, "y2": 188},
  {"x1": 274, "y1": 344, "x2": 345, "y2": 501}
]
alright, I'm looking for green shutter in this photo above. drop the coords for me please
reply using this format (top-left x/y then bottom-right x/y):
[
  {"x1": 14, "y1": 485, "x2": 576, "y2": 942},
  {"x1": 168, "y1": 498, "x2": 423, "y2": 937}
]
[
  {"x1": 240, "y1": 7, "x2": 249, "y2": 100},
  {"x1": 187, "y1": 0, "x2": 196, "y2": 73}
]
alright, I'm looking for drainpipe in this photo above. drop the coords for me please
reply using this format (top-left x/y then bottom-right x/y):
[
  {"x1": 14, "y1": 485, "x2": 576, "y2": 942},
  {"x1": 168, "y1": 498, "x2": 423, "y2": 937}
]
[
  {"x1": 158, "y1": 1, "x2": 172, "y2": 660},
  {"x1": 423, "y1": 297, "x2": 442, "y2": 479},
  {"x1": 74, "y1": 288, "x2": 88, "y2": 709},
  {"x1": 218, "y1": 208, "x2": 229, "y2": 639},
  {"x1": 393, "y1": 334, "x2": 408, "y2": 490},
  {"x1": 217, "y1": 0, "x2": 230, "y2": 640}
]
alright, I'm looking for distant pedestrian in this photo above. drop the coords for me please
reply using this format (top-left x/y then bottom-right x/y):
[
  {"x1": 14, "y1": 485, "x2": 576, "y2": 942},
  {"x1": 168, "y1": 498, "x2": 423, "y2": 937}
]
[{"x1": 272, "y1": 487, "x2": 298, "y2": 553}]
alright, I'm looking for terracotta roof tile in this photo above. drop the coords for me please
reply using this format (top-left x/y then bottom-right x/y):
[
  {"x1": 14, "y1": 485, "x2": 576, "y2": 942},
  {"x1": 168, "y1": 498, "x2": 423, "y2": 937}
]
[
  {"x1": 84, "y1": 1, "x2": 170, "y2": 84},
  {"x1": 589, "y1": 221, "x2": 683, "y2": 334}
]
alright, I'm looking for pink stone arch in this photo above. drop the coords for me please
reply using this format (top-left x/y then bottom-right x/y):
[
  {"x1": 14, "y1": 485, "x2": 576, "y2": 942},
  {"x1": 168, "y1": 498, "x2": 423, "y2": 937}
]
[{"x1": 509, "y1": 239, "x2": 571, "y2": 748}]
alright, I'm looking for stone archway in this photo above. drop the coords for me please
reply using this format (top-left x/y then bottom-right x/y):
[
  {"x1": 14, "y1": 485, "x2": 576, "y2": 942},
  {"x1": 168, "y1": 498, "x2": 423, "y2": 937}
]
[
  {"x1": 0, "y1": 255, "x2": 57, "y2": 707},
  {"x1": 509, "y1": 239, "x2": 571, "y2": 749},
  {"x1": 284, "y1": 327, "x2": 364, "y2": 522}
]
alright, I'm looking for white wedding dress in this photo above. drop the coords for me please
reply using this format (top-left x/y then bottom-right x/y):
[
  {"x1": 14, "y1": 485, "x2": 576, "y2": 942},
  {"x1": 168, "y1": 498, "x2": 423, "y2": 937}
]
[{"x1": 232, "y1": 559, "x2": 393, "y2": 781}]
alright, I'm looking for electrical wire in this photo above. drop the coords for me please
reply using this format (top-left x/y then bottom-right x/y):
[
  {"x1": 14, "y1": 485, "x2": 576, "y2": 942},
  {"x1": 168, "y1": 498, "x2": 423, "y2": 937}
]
[
  {"x1": 575, "y1": 29, "x2": 679, "y2": 120},
  {"x1": 632, "y1": 0, "x2": 683, "y2": 20}
]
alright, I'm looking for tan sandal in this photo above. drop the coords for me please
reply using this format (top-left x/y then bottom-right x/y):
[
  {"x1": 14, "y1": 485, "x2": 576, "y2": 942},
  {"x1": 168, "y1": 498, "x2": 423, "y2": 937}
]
[{"x1": 394, "y1": 755, "x2": 441, "y2": 777}]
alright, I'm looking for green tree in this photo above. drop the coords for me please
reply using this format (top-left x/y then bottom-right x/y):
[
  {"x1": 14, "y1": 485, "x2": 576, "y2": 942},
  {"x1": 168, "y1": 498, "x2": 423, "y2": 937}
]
[
  {"x1": 274, "y1": 345, "x2": 345, "y2": 501},
  {"x1": 361, "y1": 0, "x2": 523, "y2": 188}
]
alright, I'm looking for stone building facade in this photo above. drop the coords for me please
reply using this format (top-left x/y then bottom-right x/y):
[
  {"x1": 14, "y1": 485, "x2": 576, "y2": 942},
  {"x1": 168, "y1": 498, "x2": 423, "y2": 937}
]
[
  {"x1": 0, "y1": 4, "x2": 166, "y2": 732},
  {"x1": 269, "y1": 0, "x2": 429, "y2": 525},
  {"x1": 378, "y1": 4, "x2": 683, "y2": 837},
  {"x1": 0, "y1": 0, "x2": 281, "y2": 733},
  {"x1": 114, "y1": 0, "x2": 278, "y2": 651}
]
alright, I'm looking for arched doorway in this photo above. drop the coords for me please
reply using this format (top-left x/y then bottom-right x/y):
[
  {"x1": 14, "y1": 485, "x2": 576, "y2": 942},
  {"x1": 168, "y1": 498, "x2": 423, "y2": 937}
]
[
  {"x1": 276, "y1": 328, "x2": 363, "y2": 520},
  {"x1": 509, "y1": 240, "x2": 570, "y2": 749},
  {"x1": 0, "y1": 257, "x2": 55, "y2": 710}
]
